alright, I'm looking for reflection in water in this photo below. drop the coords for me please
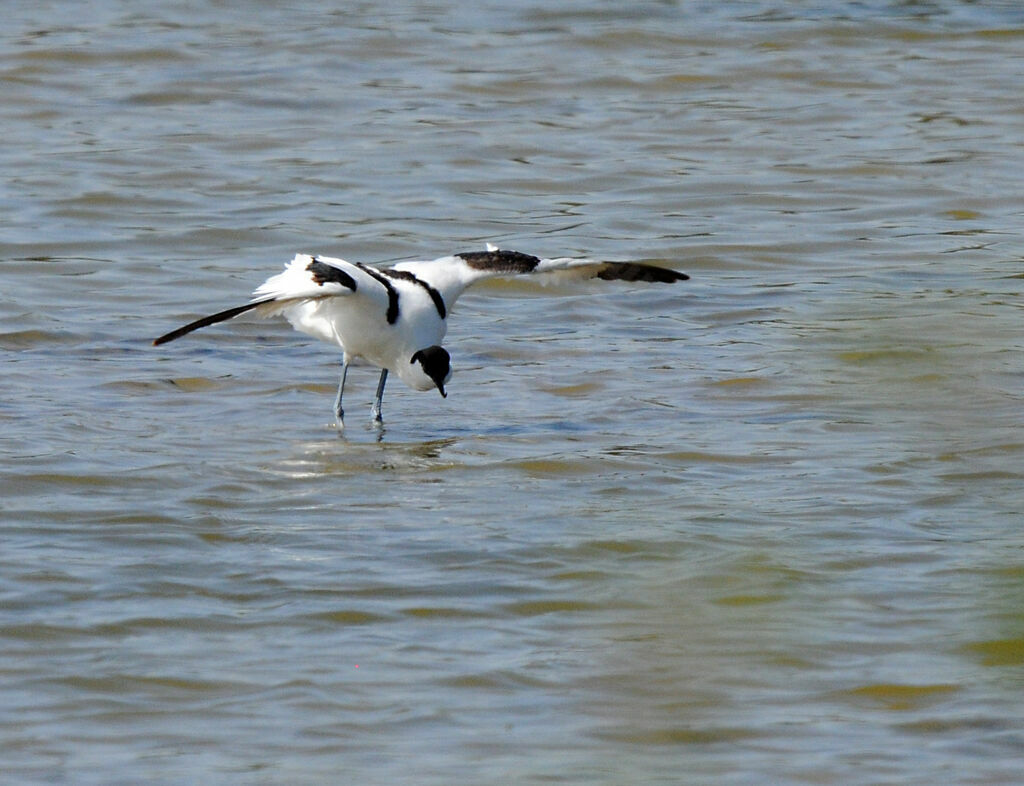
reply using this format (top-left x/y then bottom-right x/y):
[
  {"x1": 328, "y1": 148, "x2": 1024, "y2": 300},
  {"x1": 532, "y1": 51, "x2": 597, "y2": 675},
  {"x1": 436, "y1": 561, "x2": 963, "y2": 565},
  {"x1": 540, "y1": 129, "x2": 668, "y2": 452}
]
[{"x1": 275, "y1": 436, "x2": 463, "y2": 478}]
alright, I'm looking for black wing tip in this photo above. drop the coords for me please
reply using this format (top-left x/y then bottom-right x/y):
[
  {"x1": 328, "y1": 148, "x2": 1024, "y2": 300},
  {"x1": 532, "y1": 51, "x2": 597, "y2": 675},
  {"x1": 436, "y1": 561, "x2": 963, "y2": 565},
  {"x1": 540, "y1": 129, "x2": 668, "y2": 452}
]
[
  {"x1": 153, "y1": 326, "x2": 199, "y2": 346},
  {"x1": 153, "y1": 323, "x2": 199, "y2": 345},
  {"x1": 597, "y1": 263, "x2": 690, "y2": 283},
  {"x1": 662, "y1": 269, "x2": 690, "y2": 282},
  {"x1": 152, "y1": 300, "x2": 268, "y2": 346}
]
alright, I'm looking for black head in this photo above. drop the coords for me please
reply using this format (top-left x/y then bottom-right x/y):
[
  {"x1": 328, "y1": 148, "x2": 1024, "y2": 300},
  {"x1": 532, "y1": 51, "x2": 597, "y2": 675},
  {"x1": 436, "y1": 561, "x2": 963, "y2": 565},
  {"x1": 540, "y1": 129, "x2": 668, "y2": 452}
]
[{"x1": 411, "y1": 345, "x2": 451, "y2": 398}]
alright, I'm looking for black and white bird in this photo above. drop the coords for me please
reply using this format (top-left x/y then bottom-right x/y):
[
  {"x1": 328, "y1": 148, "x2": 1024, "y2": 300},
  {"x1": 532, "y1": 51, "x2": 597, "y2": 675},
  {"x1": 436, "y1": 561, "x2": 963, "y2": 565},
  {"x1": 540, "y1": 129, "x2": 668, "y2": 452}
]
[{"x1": 154, "y1": 245, "x2": 688, "y2": 425}]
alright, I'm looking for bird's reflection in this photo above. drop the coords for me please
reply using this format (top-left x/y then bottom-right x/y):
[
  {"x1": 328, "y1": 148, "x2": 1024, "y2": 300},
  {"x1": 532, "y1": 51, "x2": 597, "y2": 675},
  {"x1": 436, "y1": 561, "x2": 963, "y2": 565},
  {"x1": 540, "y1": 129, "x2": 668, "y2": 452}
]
[{"x1": 271, "y1": 428, "x2": 461, "y2": 478}]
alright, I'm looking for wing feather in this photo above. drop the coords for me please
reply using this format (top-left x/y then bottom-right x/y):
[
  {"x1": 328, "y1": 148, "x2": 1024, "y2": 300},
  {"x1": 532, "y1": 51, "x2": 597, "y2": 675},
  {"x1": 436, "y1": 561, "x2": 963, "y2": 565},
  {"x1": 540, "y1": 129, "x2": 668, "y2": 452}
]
[
  {"x1": 393, "y1": 245, "x2": 688, "y2": 308},
  {"x1": 252, "y1": 253, "x2": 360, "y2": 300},
  {"x1": 153, "y1": 254, "x2": 362, "y2": 345}
]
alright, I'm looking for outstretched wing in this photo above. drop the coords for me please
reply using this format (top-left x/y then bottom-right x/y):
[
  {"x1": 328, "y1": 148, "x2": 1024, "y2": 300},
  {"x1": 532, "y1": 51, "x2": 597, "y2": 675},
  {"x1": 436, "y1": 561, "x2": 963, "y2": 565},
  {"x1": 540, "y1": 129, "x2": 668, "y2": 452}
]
[
  {"x1": 456, "y1": 247, "x2": 688, "y2": 284},
  {"x1": 153, "y1": 254, "x2": 363, "y2": 345},
  {"x1": 391, "y1": 244, "x2": 688, "y2": 309}
]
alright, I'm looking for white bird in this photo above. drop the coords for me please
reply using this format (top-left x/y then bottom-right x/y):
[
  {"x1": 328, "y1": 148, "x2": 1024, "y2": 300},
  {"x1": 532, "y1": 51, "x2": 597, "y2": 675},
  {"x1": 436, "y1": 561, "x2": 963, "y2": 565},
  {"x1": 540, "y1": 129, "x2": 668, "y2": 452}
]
[{"x1": 154, "y1": 244, "x2": 688, "y2": 425}]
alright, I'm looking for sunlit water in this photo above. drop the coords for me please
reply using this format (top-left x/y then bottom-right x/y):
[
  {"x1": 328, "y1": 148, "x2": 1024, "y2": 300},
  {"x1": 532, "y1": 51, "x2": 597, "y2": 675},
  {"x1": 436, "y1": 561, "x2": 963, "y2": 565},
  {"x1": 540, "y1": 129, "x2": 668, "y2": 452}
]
[{"x1": 3, "y1": 1, "x2": 1024, "y2": 783}]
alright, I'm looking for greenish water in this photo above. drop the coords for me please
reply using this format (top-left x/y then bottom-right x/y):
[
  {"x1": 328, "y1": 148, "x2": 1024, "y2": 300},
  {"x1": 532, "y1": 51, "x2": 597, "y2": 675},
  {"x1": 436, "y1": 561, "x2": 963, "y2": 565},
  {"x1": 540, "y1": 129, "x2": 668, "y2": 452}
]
[{"x1": 3, "y1": 2, "x2": 1024, "y2": 783}]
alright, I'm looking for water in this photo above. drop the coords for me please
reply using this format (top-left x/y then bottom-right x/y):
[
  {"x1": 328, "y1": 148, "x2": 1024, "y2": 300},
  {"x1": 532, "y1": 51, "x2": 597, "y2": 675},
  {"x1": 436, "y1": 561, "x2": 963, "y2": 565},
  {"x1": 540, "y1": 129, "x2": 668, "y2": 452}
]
[{"x1": 3, "y1": 1, "x2": 1024, "y2": 782}]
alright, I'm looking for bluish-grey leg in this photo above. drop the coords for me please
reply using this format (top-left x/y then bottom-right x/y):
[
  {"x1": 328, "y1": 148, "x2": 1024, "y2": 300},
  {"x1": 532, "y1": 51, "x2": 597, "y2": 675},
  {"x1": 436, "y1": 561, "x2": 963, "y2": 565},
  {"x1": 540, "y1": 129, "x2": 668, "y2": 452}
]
[
  {"x1": 370, "y1": 368, "x2": 388, "y2": 423},
  {"x1": 334, "y1": 360, "x2": 349, "y2": 424}
]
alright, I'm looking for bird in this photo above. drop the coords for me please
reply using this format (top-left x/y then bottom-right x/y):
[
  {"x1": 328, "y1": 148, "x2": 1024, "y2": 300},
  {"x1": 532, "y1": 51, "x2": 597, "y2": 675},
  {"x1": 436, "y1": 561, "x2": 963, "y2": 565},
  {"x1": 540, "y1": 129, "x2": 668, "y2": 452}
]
[{"x1": 153, "y1": 244, "x2": 689, "y2": 425}]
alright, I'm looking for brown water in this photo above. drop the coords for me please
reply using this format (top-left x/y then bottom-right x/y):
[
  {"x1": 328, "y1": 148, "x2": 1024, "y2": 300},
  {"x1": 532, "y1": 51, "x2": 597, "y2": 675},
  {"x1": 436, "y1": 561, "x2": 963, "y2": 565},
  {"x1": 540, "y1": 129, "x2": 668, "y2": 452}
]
[{"x1": 3, "y1": 1, "x2": 1024, "y2": 783}]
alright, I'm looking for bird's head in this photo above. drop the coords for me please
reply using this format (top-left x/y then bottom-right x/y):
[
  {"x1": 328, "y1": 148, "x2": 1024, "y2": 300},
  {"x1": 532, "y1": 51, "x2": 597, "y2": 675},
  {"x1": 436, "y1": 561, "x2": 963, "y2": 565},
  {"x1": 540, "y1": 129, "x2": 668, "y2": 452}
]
[{"x1": 410, "y1": 346, "x2": 452, "y2": 398}]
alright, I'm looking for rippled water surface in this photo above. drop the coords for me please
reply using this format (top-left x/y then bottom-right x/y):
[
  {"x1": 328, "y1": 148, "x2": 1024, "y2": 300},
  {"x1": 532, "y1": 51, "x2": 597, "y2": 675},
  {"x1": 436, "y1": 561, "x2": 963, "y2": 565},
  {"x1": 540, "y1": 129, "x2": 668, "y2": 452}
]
[{"x1": 4, "y1": 1, "x2": 1024, "y2": 783}]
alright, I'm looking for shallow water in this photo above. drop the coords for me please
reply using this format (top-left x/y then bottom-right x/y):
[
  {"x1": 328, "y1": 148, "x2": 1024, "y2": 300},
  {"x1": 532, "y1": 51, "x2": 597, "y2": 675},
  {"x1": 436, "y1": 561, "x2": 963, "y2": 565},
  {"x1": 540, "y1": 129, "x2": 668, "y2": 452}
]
[{"x1": 3, "y1": 1, "x2": 1024, "y2": 783}]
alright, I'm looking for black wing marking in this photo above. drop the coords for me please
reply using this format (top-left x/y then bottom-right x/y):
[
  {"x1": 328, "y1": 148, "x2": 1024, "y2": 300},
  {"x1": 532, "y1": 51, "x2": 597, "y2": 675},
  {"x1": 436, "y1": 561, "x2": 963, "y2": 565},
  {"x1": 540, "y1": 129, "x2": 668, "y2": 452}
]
[
  {"x1": 355, "y1": 263, "x2": 400, "y2": 324},
  {"x1": 307, "y1": 257, "x2": 358, "y2": 290},
  {"x1": 381, "y1": 268, "x2": 447, "y2": 319},
  {"x1": 457, "y1": 249, "x2": 541, "y2": 274},
  {"x1": 596, "y1": 263, "x2": 689, "y2": 283},
  {"x1": 152, "y1": 300, "x2": 271, "y2": 346}
]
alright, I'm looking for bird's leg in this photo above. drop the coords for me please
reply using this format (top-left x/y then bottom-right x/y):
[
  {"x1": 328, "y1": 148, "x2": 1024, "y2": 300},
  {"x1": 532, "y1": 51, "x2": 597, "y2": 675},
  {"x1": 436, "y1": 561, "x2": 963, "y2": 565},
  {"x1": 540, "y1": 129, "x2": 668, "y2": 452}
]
[
  {"x1": 370, "y1": 368, "x2": 388, "y2": 423},
  {"x1": 334, "y1": 359, "x2": 349, "y2": 425}
]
